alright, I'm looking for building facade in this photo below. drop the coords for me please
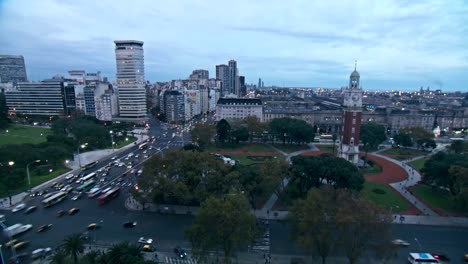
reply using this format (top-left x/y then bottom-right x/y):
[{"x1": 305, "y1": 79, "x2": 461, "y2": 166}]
[
  {"x1": 0, "y1": 55, "x2": 27, "y2": 83},
  {"x1": 190, "y1": 69, "x2": 209, "y2": 80},
  {"x1": 228, "y1": 60, "x2": 238, "y2": 96},
  {"x1": 216, "y1": 64, "x2": 229, "y2": 96},
  {"x1": 163, "y1": 90, "x2": 185, "y2": 124},
  {"x1": 216, "y1": 98, "x2": 263, "y2": 121},
  {"x1": 338, "y1": 67, "x2": 363, "y2": 164},
  {"x1": 114, "y1": 40, "x2": 147, "y2": 121}
]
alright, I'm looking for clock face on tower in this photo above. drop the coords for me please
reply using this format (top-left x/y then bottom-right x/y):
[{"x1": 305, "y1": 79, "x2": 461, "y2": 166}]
[{"x1": 351, "y1": 93, "x2": 360, "y2": 102}]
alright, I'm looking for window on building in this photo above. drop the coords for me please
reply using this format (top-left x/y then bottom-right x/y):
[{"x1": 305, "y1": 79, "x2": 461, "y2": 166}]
[{"x1": 352, "y1": 118, "x2": 356, "y2": 125}]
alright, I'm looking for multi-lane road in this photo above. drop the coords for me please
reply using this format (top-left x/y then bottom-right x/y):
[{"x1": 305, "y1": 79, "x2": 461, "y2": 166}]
[{"x1": 1, "y1": 116, "x2": 468, "y2": 263}]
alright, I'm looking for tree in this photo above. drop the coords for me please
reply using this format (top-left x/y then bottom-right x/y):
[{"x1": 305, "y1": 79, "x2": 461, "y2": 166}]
[
  {"x1": 393, "y1": 132, "x2": 412, "y2": 148},
  {"x1": 450, "y1": 140, "x2": 465, "y2": 154},
  {"x1": 401, "y1": 127, "x2": 434, "y2": 150},
  {"x1": 103, "y1": 242, "x2": 144, "y2": 264},
  {"x1": 216, "y1": 119, "x2": 231, "y2": 143},
  {"x1": 269, "y1": 118, "x2": 314, "y2": 144},
  {"x1": 244, "y1": 116, "x2": 264, "y2": 143},
  {"x1": 190, "y1": 123, "x2": 215, "y2": 149},
  {"x1": 82, "y1": 250, "x2": 100, "y2": 264},
  {"x1": 49, "y1": 250, "x2": 68, "y2": 264},
  {"x1": 259, "y1": 159, "x2": 290, "y2": 202},
  {"x1": 230, "y1": 126, "x2": 249, "y2": 143},
  {"x1": 63, "y1": 233, "x2": 85, "y2": 264},
  {"x1": 186, "y1": 194, "x2": 256, "y2": 264},
  {"x1": 332, "y1": 134, "x2": 337, "y2": 155},
  {"x1": 0, "y1": 89, "x2": 10, "y2": 129},
  {"x1": 290, "y1": 186, "x2": 393, "y2": 264},
  {"x1": 360, "y1": 122, "x2": 386, "y2": 158},
  {"x1": 421, "y1": 152, "x2": 468, "y2": 193}
]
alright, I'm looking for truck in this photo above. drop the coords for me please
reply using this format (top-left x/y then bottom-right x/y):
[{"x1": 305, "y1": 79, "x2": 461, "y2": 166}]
[{"x1": 3, "y1": 223, "x2": 33, "y2": 237}]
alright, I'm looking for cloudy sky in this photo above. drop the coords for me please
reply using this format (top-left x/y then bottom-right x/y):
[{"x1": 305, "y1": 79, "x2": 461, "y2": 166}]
[{"x1": 1, "y1": 0, "x2": 467, "y2": 91}]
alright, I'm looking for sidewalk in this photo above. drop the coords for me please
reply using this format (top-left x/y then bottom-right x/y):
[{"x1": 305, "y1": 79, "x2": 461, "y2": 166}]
[{"x1": 0, "y1": 135, "x2": 148, "y2": 210}]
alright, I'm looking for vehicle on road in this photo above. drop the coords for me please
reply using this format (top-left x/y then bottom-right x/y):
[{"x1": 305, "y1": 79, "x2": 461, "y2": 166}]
[
  {"x1": 5, "y1": 239, "x2": 19, "y2": 248},
  {"x1": 87, "y1": 223, "x2": 100, "y2": 230},
  {"x1": 32, "y1": 247, "x2": 52, "y2": 259},
  {"x1": 83, "y1": 161, "x2": 98, "y2": 170},
  {"x1": 71, "y1": 193, "x2": 82, "y2": 201},
  {"x1": 37, "y1": 224, "x2": 53, "y2": 233},
  {"x1": 65, "y1": 174, "x2": 74, "y2": 180},
  {"x1": 57, "y1": 210, "x2": 66, "y2": 217},
  {"x1": 142, "y1": 244, "x2": 155, "y2": 252},
  {"x1": 68, "y1": 207, "x2": 80, "y2": 215},
  {"x1": 139, "y1": 142, "x2": 148, "y2": 150},
  {"x1": 123, "y1": 221, "x2": 137, "y2": 228},
  {"x1": 98, "y1": 187, "x2": 120, "y2": 205},
  {"x1": 391, "y1": 239, "x2": 410, "y2": 246},
  {"x1": 78, "y1": 172, "x2": 97, "y2": 184},
  {"x1": 0, "y1": 214, "x2": 5, "y2": 223},
  {"x1": 13, "y1": 240, "x2": 29, "y2": 250},
  {"x1": 12, "y1": 203, "x2": 26, "y2": 213},
  {"x1": 42, "y1": 191, "x2": 68, "y2": 207},
  {"x1": 174, "y1": 246, "x2": 187, "y2": 258},
  {"x1": 111, "y1": 156, "x2": 117, "y2": 160},
  {"x1": 3, "y1": 223, "x2": 32, "y2": 237},
  {"x1": 408, "y1": 253, "x2": 439, "y2": 264},
  {"x1": 87, "y1": 187, "x2": 101, "y2": 198},
  {"x1": 24, "y1": 206, "x2": 37, "y2": 214},
  {"x1": 76, "y1": 180, "x2": 96, "y2": 192},
  {"x1": 138, "y1": 237, "x2": 153, "y2": 244},
  {"x1": 431, "y1": 252, "x2": 450, "y2": 262}
]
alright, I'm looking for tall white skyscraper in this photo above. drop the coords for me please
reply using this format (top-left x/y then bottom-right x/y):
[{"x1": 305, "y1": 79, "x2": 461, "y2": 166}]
[{"x1": 114, "y1": 40, "x2": 147, "y2": 121}]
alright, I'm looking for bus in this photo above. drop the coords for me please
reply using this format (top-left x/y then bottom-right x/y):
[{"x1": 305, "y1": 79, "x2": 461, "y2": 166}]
[
  {"x1": 139, "y1": 142, "x2": 148, "y2": 150},
  {"x1": 42, "y1": 191, "x2": 68, "y2": 207},
  {"x1": 76, "y1": 180, "x2": 96, "y2": 192},
  {"x1": 82, "y1": 161, "x2": 98, "y2": 170},
  {"x1": 98, "y1": 187, "x2": 120, "y2": 205},
  {"x1": 79, "y1": 172, "x2": 96, "y2": 184}
]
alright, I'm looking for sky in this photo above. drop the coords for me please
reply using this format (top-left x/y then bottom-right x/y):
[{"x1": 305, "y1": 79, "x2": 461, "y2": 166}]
[{"x1": 0, "y1": 0, "x2": 467, "y2": 91}]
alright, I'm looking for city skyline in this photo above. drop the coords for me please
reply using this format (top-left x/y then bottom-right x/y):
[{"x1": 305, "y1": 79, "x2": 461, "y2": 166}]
[{"x1": 0, "y1": 0, "x2": 467, "y2": 91}]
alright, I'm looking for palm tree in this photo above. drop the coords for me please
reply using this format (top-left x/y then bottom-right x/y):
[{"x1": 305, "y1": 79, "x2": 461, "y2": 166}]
[
  {"x1": 82, "y1": 250, "x2": 100, "y2": 264},
  {"x1": 106, "y1": 242, "x2": 143, "y2": 264},
  {"x1": 63, "y1": 233, "x2": 85, "y2": 264},
  {"x1": 49, "y1": 250, "x2": 68, "y2": 264}
]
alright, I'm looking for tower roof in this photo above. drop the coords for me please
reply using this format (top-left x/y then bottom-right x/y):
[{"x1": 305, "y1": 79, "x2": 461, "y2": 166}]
[{"x1": 350, "y1": 70, "x2": 360, "y2": 78}]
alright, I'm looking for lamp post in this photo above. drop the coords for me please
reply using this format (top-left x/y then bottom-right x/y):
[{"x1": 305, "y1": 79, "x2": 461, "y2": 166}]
[
  {"x1": 77, "y1": 143, "x2": 88, "y2": 168},
  {"x1": 414, "y1": 238, "x2": 423, "y2": 251},
  {"x1": 110, "y1": 130, "x2": 115, "y2": 153},
  {"x1": 26, "y1": 160, "x2": 41, "y2": 193}
]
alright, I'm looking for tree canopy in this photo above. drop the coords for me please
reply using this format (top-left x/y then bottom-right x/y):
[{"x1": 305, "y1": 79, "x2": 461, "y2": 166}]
[
  {"x1": 269, "y1": 118, "x2": 315, "y2": 144},
  {"x1": 0, "y1": 89, "x2": 10, "y2": 129},
  {"x1": 360, "y1": 122, "x2": 386, "y2": 153}
]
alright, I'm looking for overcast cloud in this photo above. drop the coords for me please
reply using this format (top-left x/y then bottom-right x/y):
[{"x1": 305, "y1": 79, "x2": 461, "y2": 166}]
[{"x1": 0, "y1": 0, "x2": 467, "y2": 91}]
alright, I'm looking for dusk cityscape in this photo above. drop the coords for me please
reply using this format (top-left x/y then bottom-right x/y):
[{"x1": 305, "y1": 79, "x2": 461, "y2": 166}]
[{"x1": 0, "y1": 0, "x2": 467, "y2": 264}]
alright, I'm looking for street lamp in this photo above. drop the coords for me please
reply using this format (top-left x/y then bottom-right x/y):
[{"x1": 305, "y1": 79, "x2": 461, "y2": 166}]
[
  {"x1": 414, "y1": 238, "x2": 423, "y2": 251},
  {"x1": 77, "y1": 143, "x2": 88, "y2": 168},
  {"x1": 8, "y1": 161, "x2": 14, "y2": 166},
  {"x1": 110, "y1": 130, "x2": 115, "y2": 153},
  {"x1": 26, "y1": 160, "x2": 41, "y2": 193}
]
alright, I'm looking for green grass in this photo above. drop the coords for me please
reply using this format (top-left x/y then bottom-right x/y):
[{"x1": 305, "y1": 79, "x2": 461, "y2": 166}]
[
  {"x1": 0, "y1": 125, "x2": 51, "y2": 146},
  {"x1": 361, "y1": 164, "x2": 382, "y2": 174},
  {"x1": 362, "y1": 181, "x2": 411, "y2": 213},
  {"x1": 227, "y1": 154, "x2": 280, "y2": 166},
  {"x1": 381, "y1": 148, "x2": 427, "y2": 160},
  {"x1": 411, "y1": 184, "x2": 461, "y2": 214},
  {"x1": 409, "y1": 158, "x2": 426, "y2": 172},
  {"x1": 246, "y1": 144, "x2": 275, "y2": 152},
  {"x1": 271, "y1": 144, "x2": 309, "y2": 153},
  {"x1": 206, "y1": 143, "x2": 246, "y2": 151},
  {"x1": 113, "y1": 136, "x2": 137, "y2": 148},
  {"x1": 0, "y1": 164, "x2": 71, "y2": 197}
]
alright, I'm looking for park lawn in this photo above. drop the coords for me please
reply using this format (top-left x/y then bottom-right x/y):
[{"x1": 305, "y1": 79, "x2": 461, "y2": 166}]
[
  {"x1": 206, "y1": 143, "x2": 247, "y2": 152},
  {"x1": 362, "y1": 181, "x2": 411, "y2": 213},
  {"x1": 381, "y1": 148, "x2": 427, "y2": 160},
  {"x1": 113, "y1": 136, "x2": 137, "y2": 148},
  {"x1": 409, "y1": 158, "x2": 426, "y2": 171},
  {"x1": 271, "y1": 144, "x2": 309, "y2": 153},
  {"x1": 0, "y1": 165, "x2": 71, "y2": 197},
  {"x1": 0, "y1": 125, "x2": 51, "y2": 146},
  {"x1": 246, "y1": 144, "x2": 276, "y2": 152},
  {"x1": 227, "y1": 154, "x2": 280, "y2": 166},
  {"x1": 361, "y1": 164, "x2": 382, "y2": 174},
  {"x1": 316, "y1": 144, "x2": 336, "y2": 153},
  {"x1": 410, "y1": 184, "x2": 461, "y2": 214}
]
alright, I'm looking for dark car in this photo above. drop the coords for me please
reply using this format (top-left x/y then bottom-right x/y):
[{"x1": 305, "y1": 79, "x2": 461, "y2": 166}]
[
  {"x1": 57, "y1": 210, "x2": 66, "y2": 217},
  {"x1": 174, "y1": 246, "x2": 187, "y2": 258},
  {"x1": 24, "y1": 206, "x2": 37, "y2": 214},
  {"x1": 37, "y1": 224, "x2": 53, "y2": 233},
  {"x1": 68, "y1": 207, "x2": 80, "y2": 215},
  {"x1": 123, "y1": 221, "x2": 137, "y2": 228},
  {"x1": 432, "y1": 253, "x2": 450, "y2": 262}
]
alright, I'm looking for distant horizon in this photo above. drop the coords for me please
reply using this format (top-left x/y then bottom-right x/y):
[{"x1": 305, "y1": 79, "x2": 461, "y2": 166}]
[{"x1": 1, "y1": 0, "x2": 467, "y2": 92}]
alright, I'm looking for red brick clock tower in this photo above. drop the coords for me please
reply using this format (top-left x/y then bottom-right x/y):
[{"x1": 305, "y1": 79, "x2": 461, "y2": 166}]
[{"x1": 338, "y1": 63, "x2": 363, "y2": 164}]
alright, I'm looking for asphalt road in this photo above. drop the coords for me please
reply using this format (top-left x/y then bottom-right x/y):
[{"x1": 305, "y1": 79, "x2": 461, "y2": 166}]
[{"x1": 2, "y1": 115, "x2": 467, "y2": 263}]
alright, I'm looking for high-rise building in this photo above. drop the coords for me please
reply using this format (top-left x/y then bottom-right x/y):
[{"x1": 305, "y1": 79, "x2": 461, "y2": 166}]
[
  {"x1": 258, "y1": 78, "x2": 262, "y2": 88},
  {"x1": 190, "y1": 69, "x2": 209, "y2": 80},
  {"x1": 216, "y1": 64, "x2": 229, "y2": 96},
  {"x1": 239, "y1": 76, "x2": 246, "y2": 97},
  {"x1": 163, "y1": 90, "x2": 185, "y2": 124},
  {"x1": 228, "y1": 60, "x2": 238, "y2": 96},
  {"x1": 114, "y1": 40, "x2": 147, "y2": 122},
  {"x1": 0, "y1": 55, "x2": 27, "y2": 83},
  {"x1": 338, "y1": 63, "x2": 363, "y2": 164}
]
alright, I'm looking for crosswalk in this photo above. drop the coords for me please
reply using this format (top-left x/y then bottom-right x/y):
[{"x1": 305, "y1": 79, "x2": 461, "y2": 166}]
[
  {"x1": 250, "y1": 220, "x2": 270, "y2": 253},
  {"x1": 165, "y1": 256, "x2": 197, "y2": 264}
]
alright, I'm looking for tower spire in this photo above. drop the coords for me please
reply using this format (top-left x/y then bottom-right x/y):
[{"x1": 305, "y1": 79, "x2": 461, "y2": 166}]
[{"x1": 354, "y1": 60, "x2": 357, "y2": 71}]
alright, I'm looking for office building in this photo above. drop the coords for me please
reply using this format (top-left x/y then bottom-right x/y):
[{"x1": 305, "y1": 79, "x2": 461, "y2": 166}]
[
  {"x1": 190, "y1": 69, "x2": 209, "y2": 80},
  {"x1": 184, "y1": 89, "x2": 201, "y2": 121},
  {"x1": 239, "y1": 76, "x2": 246, "y2": 97},
  {"x1": 216, "y1": 64, "x2": 229, "y2": 96},
  {"x1": 216, "y1": 98, "x2": 263, "y2": 121},
  {"x1": 163, "y1": 90, "x2": 185, "y2": 124},
  {"x1": 228, "y1": 60, "x2": 238, "y2": 96},
  {"x1": 0, "y1": 55, "x2": 27, "y2": 83},
  {"x1": 114, "y1": 40, "x2": 147, "y2": 122}
]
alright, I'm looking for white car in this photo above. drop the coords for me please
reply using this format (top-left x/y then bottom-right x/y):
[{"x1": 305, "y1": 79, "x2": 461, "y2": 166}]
[
  {"x1": 127, "y1": 165, "x2": 132, "y2": 169},
  {"x1": 18, "y1": 224, "x2": 33, "y2": 233},
  {"x1": 32, "y1": 247, "x2": 52, "y2": 259},
  {"x1": 111, "y1": 156, "x2": 117, "y2": 160},
  {"x1": 391, "y1": 239, "x2": 410, "y2": 246},
  {"x1": 142, "y1": 150, "x2": 147, "y2": 154},
  {"x1": 138, "y1": 237, "x2": 153, "y2": 244},
  {"x1": 65, "y1": 174, "x2": 74, "y2": 180},
  {"x1": 12, "y1": 203, "x2": 26, "y2": 213},
  {"x1": 71, "y1": 193, "x2": 82, "y2": 201}
]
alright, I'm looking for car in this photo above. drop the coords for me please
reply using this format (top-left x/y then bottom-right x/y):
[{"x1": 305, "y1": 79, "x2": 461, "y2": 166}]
[
  {"x1": 57, "y1": 210, "x2": 66, "y2": 217},
  {"x1": 87, "y1": 223, "x2": 100, "y2": 230},
  {"x1": 31, "y1": 247, "x2": 52, "y2": 259},
  {"x1": 12, "y1": 203, "x2": 26, "y2": 213},
  {"x1": 144, "y1": 155, "x2": 149, "y2": 159},
  {"x1": 24, "y1": 205, "x2": 37, "y2": 214},
  {"x1": 36, "y1": 224, "x2": 53, "y2": 233},
  {"x1": 13, "y1": 240, "x2": 29, "y2": 250},
  {"x1": 5, "y1": 239, "x2": 19, "y2": 248},
  {"x1": 111, "y1": 156, "x2": 117, "y2": 160},
  {"x1": 464, "y1": 253, "x2": 468, "y2": 262},
  {"x1": 174, "y1": 246, "x2": 187, "y2": 258},
  {"x1": 100, "y1": 178, "x2": 105, "y2": 182},
  {"x1": 123, "y1": 221, "x2": 137, "y2": 228},
  {"x1": 138, "y1": 237, "x2": 153, "y2": 244},
  {"x1": 135, "y1": 154, "x2": 140, "y2": 158},
  {"x1": 127, "y1": 165, "x2": 132, "y2": 169},
  {"x1": 391, "y1": 239, "x2": 410, "y2": 246},
  {"x1": 141, "y1": 244, "x2": 155, "y2": 252},
  {"x1": 143, "y1": 150, "x2": 147, "y2": 154},
  {"x1": 69, "y1": 207, "x2": 80, "y2": 215},
  {"x1": 130, "y1": 169, "x2": 136, "y2": 174},
  {"x1": 65, "y1": 174, "x2": 74, "y2": 180},
  {"x1": 97, "y1": 168, "x2": 104, "y2": 172},
  {"x1": 431, "y1": 253, "x2": 450, "y2": 262},
  {"x1": 29, "y1": 192, "x2": 36, "y2": 197}
]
